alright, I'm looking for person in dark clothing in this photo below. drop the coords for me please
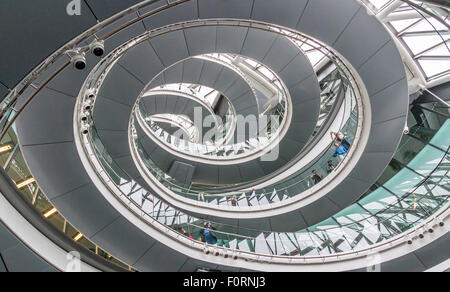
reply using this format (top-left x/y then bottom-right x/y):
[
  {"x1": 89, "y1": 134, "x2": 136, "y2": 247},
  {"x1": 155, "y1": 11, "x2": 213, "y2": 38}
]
[
  {"x1": 311, "y1": 170, "x2": 322, "y2": 185},
  {"x1": 411, "y1": 99, "x2": 425, "y2": 127},
  {"x1": 341, "y1": 138, "x2": 351, "y2": 150},
  {"x1": 199, "y1": 222, "x2": 208, "y2": 242},
  {"x1": 203, "y1": 222, "x2": 217, "y2": 245},
  {"x1": 326, "y1": 160, "x2": 335, "y2": 174}
]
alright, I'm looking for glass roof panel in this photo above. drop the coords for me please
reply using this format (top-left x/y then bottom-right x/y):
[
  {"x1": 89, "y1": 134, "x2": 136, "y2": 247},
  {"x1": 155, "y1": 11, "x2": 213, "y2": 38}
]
[
  {"x1": 390, "y1": 18, "x2": 421, "y2": 32},
  {"x1": 404, "y1": 19, "x2": 436, "y2": 32},
  {"x1": 420, "y1": 42, "x2": 450, "y2": 56},
  {"x1": 402, "y1": 34, "x2": 447, "y2": 54},
  {"x1": 373, "y1": 0, "x2": 392, "y2": 9},
  {"x1": 362, "y1": 0, "x2": 395, "y2": 13},
  {"x1": 426, "y1": 17, "x2": 450, "y2": 31},
  {"x1": 363, "y1": 0, "x2": 450, "y2": 82},
  {"x1": 418, "y1": 58, "x2": 450, "y2": 78}
]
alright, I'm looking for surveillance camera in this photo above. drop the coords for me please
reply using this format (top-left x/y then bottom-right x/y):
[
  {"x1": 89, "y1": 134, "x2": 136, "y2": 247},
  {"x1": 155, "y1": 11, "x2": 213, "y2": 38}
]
[
  {"x1": 439, "y1": 222, "x2": 444, "y2": 227},
  {"x1": 419, "y1": 233, "x2": 424, "y2": 239},
  {"x1": 428, "y1": 228, "x2": 434, "y2": 233},
  {"x1": 407, "y1": 239, "x2": 412, "y2": 245},
  {"x1": 90, "y1": 40, "x2": 105, "y2": 57},
  {"x1": 71, "y1": 53, "x2": 86, "y2": 70}
]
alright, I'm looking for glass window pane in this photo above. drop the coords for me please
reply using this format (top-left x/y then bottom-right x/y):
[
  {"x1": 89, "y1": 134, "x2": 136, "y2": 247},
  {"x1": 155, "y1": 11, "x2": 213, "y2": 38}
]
[
  {"x1": 383, "y1": 166, "x2": 423, "y2": 196},
  {"x1": 408, "y1": 145, "x2": 446, "y2": 177},
  {"x1": 429, "y1": 119, "x2": 450, "y2": 150}
]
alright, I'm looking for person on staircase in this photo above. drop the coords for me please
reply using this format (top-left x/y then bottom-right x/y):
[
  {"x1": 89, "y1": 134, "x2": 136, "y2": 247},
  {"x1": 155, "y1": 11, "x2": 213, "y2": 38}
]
[
  {"x1": 333, "y1": 142, "x2": 348, "y2": 159},
  {"x1": 311, "y1": 170, "x2": 323, "y2": 185},
  {"x1": 203, "y1": 222, "x2": 218, "y2": 245},
  {"x1": 330, "y1": 131, "x2": 350, "y2": 150}
]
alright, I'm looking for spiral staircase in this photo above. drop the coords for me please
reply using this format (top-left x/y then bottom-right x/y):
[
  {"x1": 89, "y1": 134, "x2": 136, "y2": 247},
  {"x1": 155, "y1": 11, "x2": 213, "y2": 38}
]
[{"x1": 0, "y1": 0, "x2": 449, "y2": 272}]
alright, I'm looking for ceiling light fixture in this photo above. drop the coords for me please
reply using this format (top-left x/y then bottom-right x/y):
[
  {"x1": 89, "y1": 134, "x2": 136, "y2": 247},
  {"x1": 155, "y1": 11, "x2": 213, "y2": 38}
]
[
  {"x1": 43, "y1": 208, "x2": 58, "y2": 218},
  {"x1": 73, "y1": 233, "x2": 83, "y2": 242},
  {"x1": 0, "y1": 145, "x2": 13, "y2": 153}
]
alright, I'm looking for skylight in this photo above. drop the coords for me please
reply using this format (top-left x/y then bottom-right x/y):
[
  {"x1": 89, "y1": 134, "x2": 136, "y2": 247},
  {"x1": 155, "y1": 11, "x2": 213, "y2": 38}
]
[{"x1": 363, "y1": 0, "x2": 450, "y2": 82}]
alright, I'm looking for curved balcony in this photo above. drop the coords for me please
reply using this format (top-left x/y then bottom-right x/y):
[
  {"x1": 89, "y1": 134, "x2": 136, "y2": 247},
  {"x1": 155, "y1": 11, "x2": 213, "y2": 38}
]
[
  {"x1": 141, "y1": 83, "x2": 237, "y2": 145},
  {"x1": 76, "y1": 97, "x2": 450, "y2": 267},
  {"x1": 130, "y1": 74, "x2": 357, "y2": 207},
  {"x1": 3, "y1": 0, "x2": 435, "y2": 272},
  {"x1": 80, "y1": 67, "x2": 358, "y2": 231},
  {"x1": 11, "y1": 0, "x2": 407, "y2": 231},
  {"x1": 135, "y1": 52, "x2": 292, "y2": 157},
  {"x1": 2, "y1": 95, "x2": 446, "y2": 270}
]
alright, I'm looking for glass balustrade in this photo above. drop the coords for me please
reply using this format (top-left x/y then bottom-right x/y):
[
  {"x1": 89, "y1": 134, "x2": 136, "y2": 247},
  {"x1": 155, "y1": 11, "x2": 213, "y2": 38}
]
[
  {"x1": 136, "y1": 93, "x2": 287, "y2": 161},
  {"x1": 71, "y1": 15, "x2": 448, "y2": 262},
  {"x1": 128, "y1": 74, "x2": 357, "y2": 207},
  {"x1": 182, "y1": 116, "x2": 450, "y2": 256},
  {"x1": 83, "y1": 94, "x2": 449, "y2": 258},
  {"x1": 141, "y1": 83, "x2": 237, "y2": 146},
  {"x1": 135, "y1": 52, "x2": 292, "y2": 160}
]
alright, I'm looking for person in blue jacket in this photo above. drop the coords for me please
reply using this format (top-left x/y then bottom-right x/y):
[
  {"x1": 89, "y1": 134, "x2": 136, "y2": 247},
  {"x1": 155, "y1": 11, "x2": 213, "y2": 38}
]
[
  {"x1": 203, "y1": 222, "x2": 217, "y2": 245},
  {"x1": 333, "y1": 142, "x2": 348, "y2": 157}
]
